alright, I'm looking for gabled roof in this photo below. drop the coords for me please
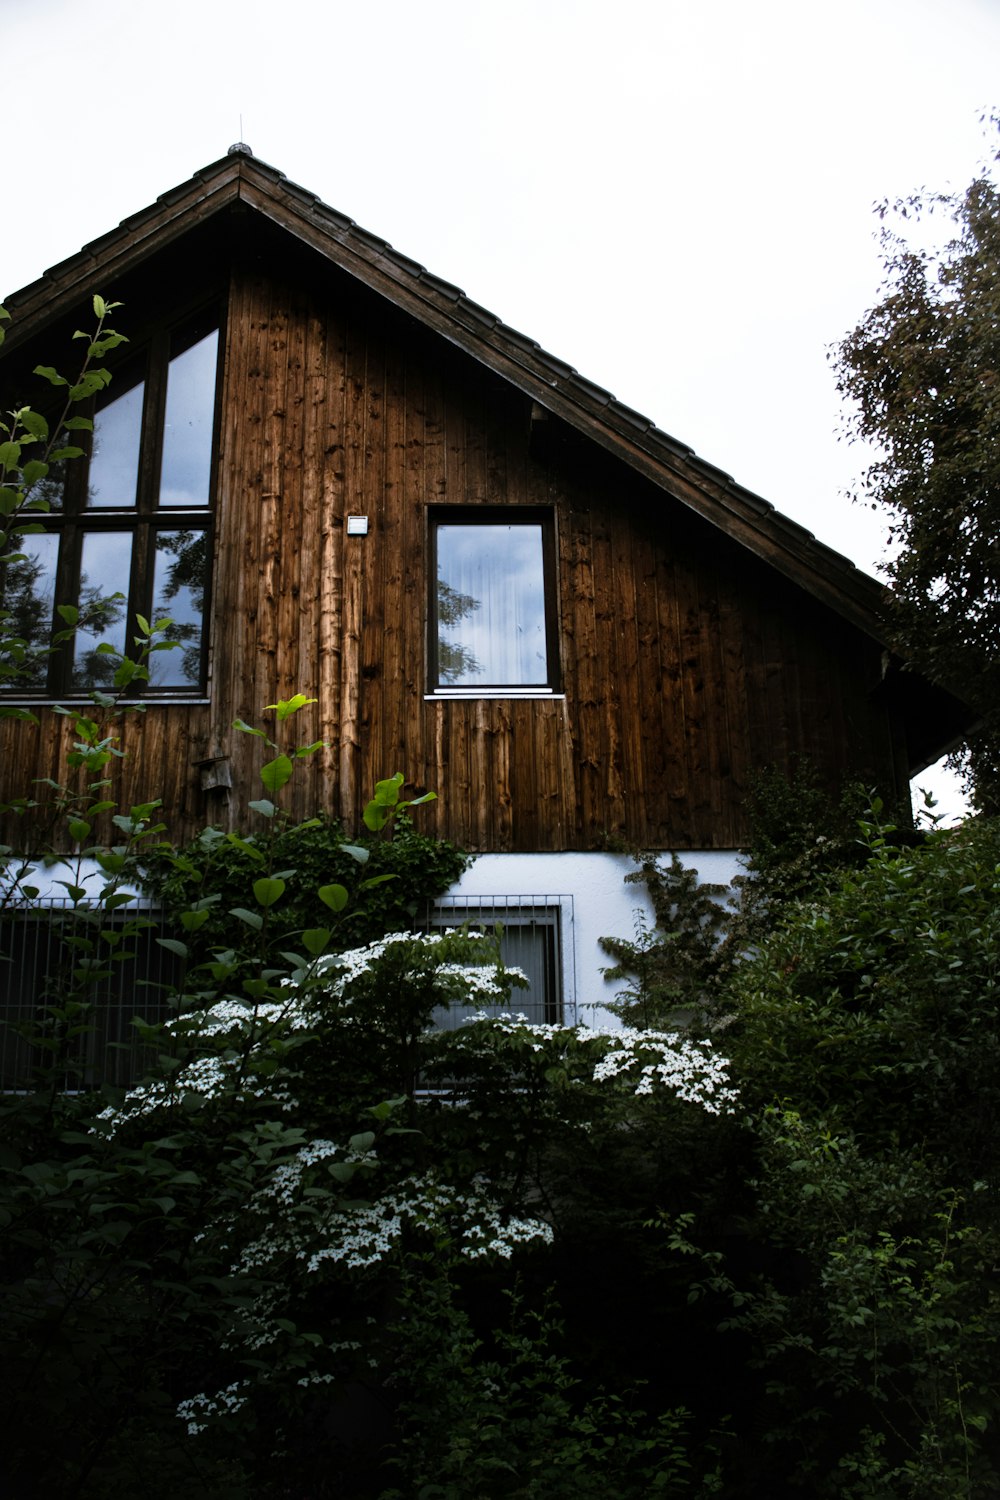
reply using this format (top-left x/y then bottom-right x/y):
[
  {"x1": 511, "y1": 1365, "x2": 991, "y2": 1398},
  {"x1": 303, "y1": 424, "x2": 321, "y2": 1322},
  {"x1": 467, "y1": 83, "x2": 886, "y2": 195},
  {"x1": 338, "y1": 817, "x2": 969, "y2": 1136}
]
[{"x1": 3, "y1": 146, "x2": 892, "y2": 641}]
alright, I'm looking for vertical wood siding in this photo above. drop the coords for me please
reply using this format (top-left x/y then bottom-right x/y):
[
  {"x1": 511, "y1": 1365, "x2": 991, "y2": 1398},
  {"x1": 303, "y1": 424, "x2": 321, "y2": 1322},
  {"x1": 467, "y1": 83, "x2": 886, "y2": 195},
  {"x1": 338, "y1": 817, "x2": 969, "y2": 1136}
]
[{"x1": 1, "y1": 254, "x2": 908, "y2": 853}]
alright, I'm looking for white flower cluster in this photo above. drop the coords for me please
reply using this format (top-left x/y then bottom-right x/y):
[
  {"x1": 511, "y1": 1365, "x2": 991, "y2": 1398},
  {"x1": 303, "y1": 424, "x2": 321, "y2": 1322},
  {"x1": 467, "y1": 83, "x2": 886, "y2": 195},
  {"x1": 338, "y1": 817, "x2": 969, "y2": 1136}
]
[
  {"x1": 93, "y1": 1050, "x2": 277, "y2": 1134},
  {"x1": 262, "y1": 1137, "x2": 342, "y2": 1209},
  {"x1": 303, "y1": 1172, "x2": 553, "y2": 1272},
  {"x1": 174, "y1": 996, "x2": 313, "y2": 1037},
  {"x1": 432, "y1": 962, "x2": 523, "y2": 1003},
  {"x1": 448, "y1": 1015, "x2": 738, "y2": 1114},
  {"x1": 176, "y1": 1380, "x2": 248, "y2": 1437},
  {"x1": 587, "y1": 1026, "x2": 739, "y2": 1113}
]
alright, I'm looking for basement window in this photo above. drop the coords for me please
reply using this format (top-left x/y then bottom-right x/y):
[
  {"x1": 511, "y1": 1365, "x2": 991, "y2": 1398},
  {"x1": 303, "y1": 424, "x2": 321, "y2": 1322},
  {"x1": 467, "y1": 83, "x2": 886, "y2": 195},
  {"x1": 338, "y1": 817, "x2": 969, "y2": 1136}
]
[
  {"x1": 423, "y1": 897, "x2": 568, "y2": 1029},
  {"x1": 428, "y1": 508, "x2": 559, "y2": 695}
]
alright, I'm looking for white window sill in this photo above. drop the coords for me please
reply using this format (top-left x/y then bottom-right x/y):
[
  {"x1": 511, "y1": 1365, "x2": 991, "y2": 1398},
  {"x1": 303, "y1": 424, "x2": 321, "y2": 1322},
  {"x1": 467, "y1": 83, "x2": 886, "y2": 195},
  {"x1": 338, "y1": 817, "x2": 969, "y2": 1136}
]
[{"x1": 426, "y1": 688, "x2": 564, "y2": 701}]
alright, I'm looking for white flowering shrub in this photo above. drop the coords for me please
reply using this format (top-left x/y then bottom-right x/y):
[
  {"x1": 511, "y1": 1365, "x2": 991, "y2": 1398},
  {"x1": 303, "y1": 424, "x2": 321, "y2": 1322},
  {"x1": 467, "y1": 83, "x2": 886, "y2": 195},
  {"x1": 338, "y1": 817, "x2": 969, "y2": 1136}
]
[{"x1": 0, "y1": 684, "x2": 738, "y2": 1497}]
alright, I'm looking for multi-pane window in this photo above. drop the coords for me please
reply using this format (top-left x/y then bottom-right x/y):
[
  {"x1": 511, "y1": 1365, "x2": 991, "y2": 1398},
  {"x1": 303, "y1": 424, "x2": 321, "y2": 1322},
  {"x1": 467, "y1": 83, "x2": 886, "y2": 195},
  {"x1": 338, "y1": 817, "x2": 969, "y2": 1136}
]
[
  {"x1": 5, "y1": 311, "x2": 219, "y2": 697},
  {"x1": 429, "y1": 508, "x2": 559, "y2": 693}
]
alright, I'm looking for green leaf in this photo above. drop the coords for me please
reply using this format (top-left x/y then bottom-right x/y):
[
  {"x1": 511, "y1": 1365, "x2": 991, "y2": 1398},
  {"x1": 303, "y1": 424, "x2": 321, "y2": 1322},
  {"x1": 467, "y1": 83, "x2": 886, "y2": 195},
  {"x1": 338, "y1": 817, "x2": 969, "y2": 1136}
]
[
  {"x1": 301, "y1": 927, "x2": 331, "y2": 956},
  {"x1": 317, "y1": 883, "x2": 348, "y2": 913},
  {"x1": 156, "y1": 938, "x2": 190, "y2": 960},
  {"x1": 230, "y1": 907, "x2": 264, "y2": 931},
  {"x1": 21, "y1": 459, "x2": 49, "y2": 486},
  {"x1": 265, "y1": 693, "x2": 317, "y2": 721},
  {"x1": 33, "y1": 365, "x2": 69, "y2": 388},
  {"x1": 340, "y1": 843, "x2": 370, "y2": 865},
  {"x1": 253, "y1": 876, "x2": 286, "y2": 908},
  {"x1": 67, "y1": 818, "x2": 91, "y2": 842},
  {"x1": 372, "y1": 772, "x2": 405, "y2": 806},
  {"x1": 93, "y1": 293, "x2": 107, "y2": 318},
  {"x1": 0, "y1": 441, "x2": 21, "y2": 469},
  {"x1": 233, "y1": 718, "x2": 268, "y2": 740},
  {"x1": 225, "y1": 833, "x2": 266, "y2": 865},
  {"x1": 248, "y1": 798, "x2": 276, "y2": 818},
  {"x1": 180, "y1": 909, "x2": 210, "y2": 932},
  {"x1": 260, "y1": 754, "x2": 293, "y2": 794},
  {"x1": 19, "y1": 410, "x2": 48, "y2": 441}
]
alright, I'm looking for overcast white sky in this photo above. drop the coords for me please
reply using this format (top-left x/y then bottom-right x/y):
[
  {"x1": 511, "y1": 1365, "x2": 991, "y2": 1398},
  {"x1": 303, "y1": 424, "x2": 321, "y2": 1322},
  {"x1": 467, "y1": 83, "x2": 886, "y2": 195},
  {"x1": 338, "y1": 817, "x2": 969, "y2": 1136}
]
[{"x1": 3, "y1": 0, "x2": 997, "y2": 819}]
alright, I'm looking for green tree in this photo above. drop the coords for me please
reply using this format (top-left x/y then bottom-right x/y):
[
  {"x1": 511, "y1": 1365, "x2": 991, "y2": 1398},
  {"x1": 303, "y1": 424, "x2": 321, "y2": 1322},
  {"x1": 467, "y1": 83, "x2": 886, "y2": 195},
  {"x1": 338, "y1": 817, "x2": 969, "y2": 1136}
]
[{"x1": 833, "y1": 124, "x2": 1000, "y2": 812}]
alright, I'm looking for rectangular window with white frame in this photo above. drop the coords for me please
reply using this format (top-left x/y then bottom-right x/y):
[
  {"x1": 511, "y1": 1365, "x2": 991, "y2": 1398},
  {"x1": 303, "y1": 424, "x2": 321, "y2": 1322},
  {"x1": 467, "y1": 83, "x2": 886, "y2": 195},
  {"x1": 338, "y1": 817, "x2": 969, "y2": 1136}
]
[{"x1": 428, "y1": 507, "x2": 560, "y2": 695}]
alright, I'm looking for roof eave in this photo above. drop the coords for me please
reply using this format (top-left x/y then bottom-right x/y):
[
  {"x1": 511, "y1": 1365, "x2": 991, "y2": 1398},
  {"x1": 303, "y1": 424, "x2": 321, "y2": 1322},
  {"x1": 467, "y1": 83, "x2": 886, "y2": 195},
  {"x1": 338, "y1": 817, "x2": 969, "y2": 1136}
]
[{"x1": 0, "y1": 152, "x2": 893, "y2": 642}]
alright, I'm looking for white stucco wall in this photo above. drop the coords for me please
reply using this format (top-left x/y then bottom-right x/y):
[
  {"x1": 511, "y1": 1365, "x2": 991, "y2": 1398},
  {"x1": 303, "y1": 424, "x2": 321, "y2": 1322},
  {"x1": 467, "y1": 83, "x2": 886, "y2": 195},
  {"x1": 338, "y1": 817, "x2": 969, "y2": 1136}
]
[
  {"x1": 1, "y1": 857, "x2": 146, "y2": 904},
  {"x1": 443, "y1": 850, "x2": 744, "y2": 1029},
  {"x1": 5, "y1": 850, "x2": 745, "y2": 1033}
]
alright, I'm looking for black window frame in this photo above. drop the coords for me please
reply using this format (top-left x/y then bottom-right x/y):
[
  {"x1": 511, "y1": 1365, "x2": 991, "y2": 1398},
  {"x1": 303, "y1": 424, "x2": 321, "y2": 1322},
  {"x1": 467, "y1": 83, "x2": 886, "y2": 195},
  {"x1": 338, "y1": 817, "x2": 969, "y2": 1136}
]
[
  {"x1": 3, "y1": 303, "x2": 223, "y2": 702},
  {"x1": 427, "y1": 505, "x2": 561, "y2": 695}
]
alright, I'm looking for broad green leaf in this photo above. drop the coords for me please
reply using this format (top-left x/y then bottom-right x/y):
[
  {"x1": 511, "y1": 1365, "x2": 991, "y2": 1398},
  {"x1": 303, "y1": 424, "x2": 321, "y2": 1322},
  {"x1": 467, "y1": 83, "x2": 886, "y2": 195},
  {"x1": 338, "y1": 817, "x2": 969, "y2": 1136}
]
[
  {"x1": 317, "y1": 883, "x2": 348, "y2": 913},
  {"x1": 0, "y1": 441, "x2": 21, "y2": 469},
  {"x1": 363, "y1": 803, "x2": 391, "y2": 832},
  {"x1": 19, "y1": 410, "x2": 48, "y2": 441},
  {"x1": 180, "y1": 909, "x2": 210, "y2": 932},
  {"x1": 371, "y1": 772, "x2": 404, "y2": 806},
  {"x1": 253, "y1": 876, "x2": 286, "y2": 908},
  {"x1": 301, "y1": 927, "x2": 331, "y2": 956},
  {"x1": 21, "y1": 459, "x2": 49, "y2": 485},
  {"x1": 248, "y1": 798, "x2": 276, "y2": 818},
  {"x1": 260, "y1": 754, "x2": 293, "y2": 794}
]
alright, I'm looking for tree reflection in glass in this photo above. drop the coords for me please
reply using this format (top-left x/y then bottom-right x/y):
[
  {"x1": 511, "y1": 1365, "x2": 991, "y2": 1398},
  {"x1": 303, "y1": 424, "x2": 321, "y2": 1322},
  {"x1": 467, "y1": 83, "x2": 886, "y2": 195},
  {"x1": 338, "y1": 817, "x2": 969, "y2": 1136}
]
[
  {"x1": 150, "y1": 529, "x2": 208, "y2": 687},
  {"x1": 0, "y1": 533, "x2": 59, "y2": 689},
  {"x1": 436, "y1": 523, "x2": 548, "y2": 686},
  {"x1": 71, "y1": 532, "x2": 131, "y2": 690}
]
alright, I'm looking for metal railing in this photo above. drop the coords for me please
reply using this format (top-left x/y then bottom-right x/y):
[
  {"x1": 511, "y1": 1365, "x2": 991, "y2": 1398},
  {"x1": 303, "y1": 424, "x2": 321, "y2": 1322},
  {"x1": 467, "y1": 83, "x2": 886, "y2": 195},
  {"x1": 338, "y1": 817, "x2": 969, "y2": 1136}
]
[{"x1": 0, "y1": 901, "x2": 181, "y2": 1090}]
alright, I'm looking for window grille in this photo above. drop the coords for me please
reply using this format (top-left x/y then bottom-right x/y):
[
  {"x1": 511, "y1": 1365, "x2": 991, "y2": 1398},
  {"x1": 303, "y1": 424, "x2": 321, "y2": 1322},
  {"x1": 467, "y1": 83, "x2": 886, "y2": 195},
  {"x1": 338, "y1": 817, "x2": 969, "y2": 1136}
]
[
  {"x1": 420, "y1": 894, "x2": 574, "y2": 1029},
  {"x1": 0, "y1": 900, "x2": 181, "y2": 1089}
]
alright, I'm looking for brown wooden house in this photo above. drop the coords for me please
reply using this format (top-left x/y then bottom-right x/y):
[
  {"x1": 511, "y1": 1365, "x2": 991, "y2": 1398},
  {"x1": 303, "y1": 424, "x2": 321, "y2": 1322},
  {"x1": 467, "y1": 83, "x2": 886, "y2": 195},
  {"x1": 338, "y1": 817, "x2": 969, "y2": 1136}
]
[{"x1": 0, "y1": 148, "x2": 971, "y2": 1023}]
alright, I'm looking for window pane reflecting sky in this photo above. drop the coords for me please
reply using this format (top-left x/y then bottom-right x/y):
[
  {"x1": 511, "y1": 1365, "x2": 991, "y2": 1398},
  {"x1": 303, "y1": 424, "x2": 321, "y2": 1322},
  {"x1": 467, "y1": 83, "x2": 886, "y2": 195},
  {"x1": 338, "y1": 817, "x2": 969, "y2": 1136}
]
[
  {"x1": 89, "y1": 382, "x2": 143, "y2": 508},
  {"x1": 159, "y1": 330, "x2": 218, "y2": 507}
]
